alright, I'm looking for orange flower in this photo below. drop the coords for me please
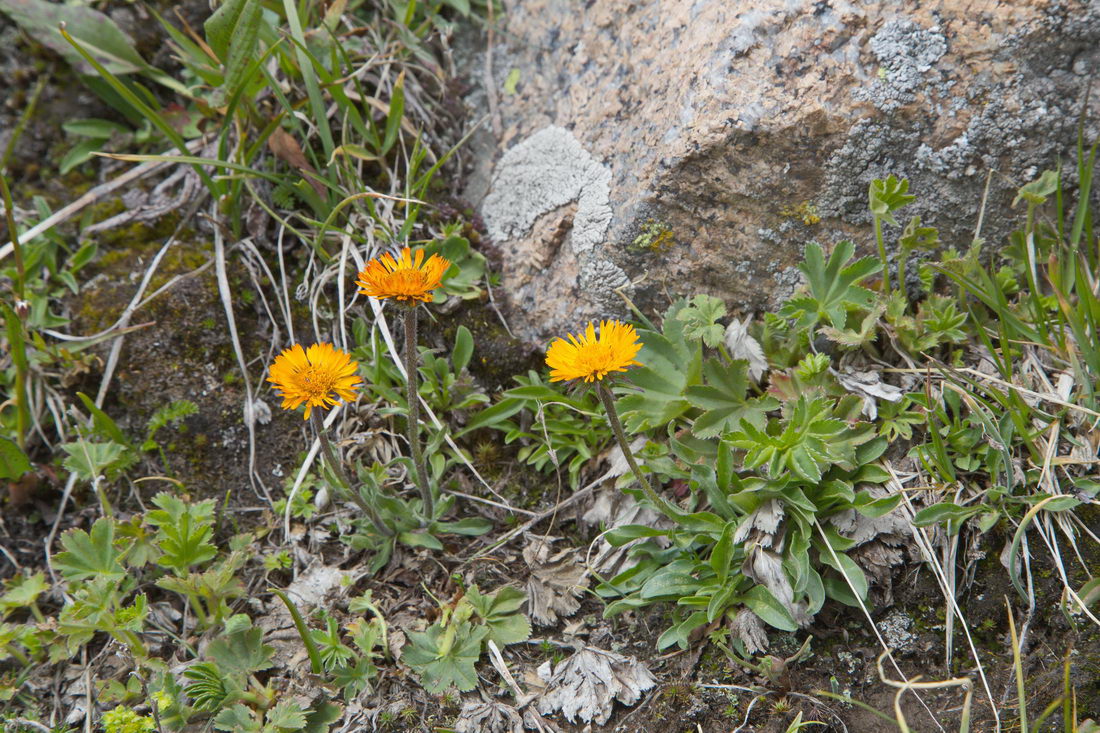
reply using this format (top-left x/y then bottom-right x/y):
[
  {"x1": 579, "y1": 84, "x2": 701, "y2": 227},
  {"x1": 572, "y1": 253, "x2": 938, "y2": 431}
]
[
  {"x1": 268, "y1": 343, "x2": 361, "y2": 419},
  {"x1": 546, "y1": 320, "x2": 643, "y2": 383},
  {"x1": 356, "y1": 246, "x2": 450, "y2": 303}
]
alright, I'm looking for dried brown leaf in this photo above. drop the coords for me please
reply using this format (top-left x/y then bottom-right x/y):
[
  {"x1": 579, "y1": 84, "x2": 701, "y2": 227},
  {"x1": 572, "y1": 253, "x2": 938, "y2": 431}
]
[{"x1": 535, "y1": 647, "x2": 656, "y2": 725}]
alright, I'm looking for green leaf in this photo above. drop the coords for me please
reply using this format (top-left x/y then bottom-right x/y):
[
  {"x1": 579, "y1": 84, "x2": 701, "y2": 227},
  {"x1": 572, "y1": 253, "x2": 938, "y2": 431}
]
[
  {"x1": 59, "y1": 138, "x2": 107, "y2": 175},
  {"x1": 853, "y1": 491, "x2": 902, "y2": 518},
  {"x1": 687, "y1": 358, "x2": 778, "y2": 439},
  {"x1": 145, "y1": 400, "x2": 198, "y2": 442},
  {"x1": 187, "y1": 661, "x2": 239, "y2": 713},
  {"x1": 604, "y1": 525, "x2": 669, "y2": 545},
  {"x1": 618, "y1": 301, "x2": 703, "y2": 432},
  {"x1": 62, "y1": 117, "x2": 129, "y2": 138},
  {"x1": 868, "y1": 175, "x2": 915, "y2": 226},
  {"x1": 458, "y1": 397, "x2": 525, "y2": 435},
  {"x1": 206, "y1": 619, "x2": 274, "y2": 677},
  {"x1": 146, "y1": 492, "x2": 217, "y2": 572},
  {"x1": 302, "y1": 701, "x2": 344, "y2": 733},
  {"x1": 818, "y1": 549, "x2": 868, "y2": 602},
  {"x1": 912, "y1": 502, "x2": 980, "y2": 527},
  {"x1": 674, "y1": 294, "x2": 727, "y2": 347},
  {"x1": 899, "y1": 215, "x2": 939, "y2": 252},
  {"x1": 0, "y1": 436, "x2": 32, "y2": 480},
  {"x1": 212, "y1": 703, "x2": 260, "y2": 732},
  {"x1": 1013, "y1": 169, "x2": 1059, "y2": 207},
  {"x1": 75, "y1": 392, "x2": 131, "y2": 447},
  {"x1": 381, "y1": 71, "x2": 405, "y2": 156},
  {"x1": 266, "y1": 701, "x2": 308, "y2": 731},
  {"x1": 61, "y1": 440, "x2": 133, "y2": 481},
  {"x1": 54, "y1": 518, "x2": 125, "y2": 581},
  {"x1": 738, "y1": 585, "x2": 798, "y2": 632},
  {"x1": 453, "y1": 325, "x2": 473, "y2": 373},
  {"x1": 780, "y1": 241, "x2": 881, "y2": 331},
  {"x1": 0, "y1": 0, "x2": 150, "y2": 75},
  {"x1": 465, "y1": 585, "x2": 530, "y2": 647},
  {"x1": 710, "y1": 523, "x2": 734, "y2": 584},
  {"x1": 397, "y1": 531, "x2": 444, "y2": 550},
  {"x1": 639, "y1": 570, "x2": 703, "y2": 601},
  {"x1": 402, "y1": 620, "x2": 488, "y2": 693},
  {"x1": 433, "y1": 517, "x2": 493, "y2": 536},
  {"x1": 656, "y1": 610, "x2": 708, "y2": 650},
  {"x1": 203, "y1": 0, "x2": 247, "y2": 61},
  {"x1": 1, "y1": 572, "x2": 47, "y2": 612}
]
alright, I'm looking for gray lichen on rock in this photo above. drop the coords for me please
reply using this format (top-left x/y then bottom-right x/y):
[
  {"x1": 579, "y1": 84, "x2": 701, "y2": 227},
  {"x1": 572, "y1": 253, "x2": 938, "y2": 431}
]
[
  {"x1": 578, "y1": 259, "x2": 631, "y2": 312},
  {"x1": 482, "y1": 125, "x2": 612, "y2": 255},
  {"x1": 856, "y1": 18, "x2": 947, "y2": 112}
]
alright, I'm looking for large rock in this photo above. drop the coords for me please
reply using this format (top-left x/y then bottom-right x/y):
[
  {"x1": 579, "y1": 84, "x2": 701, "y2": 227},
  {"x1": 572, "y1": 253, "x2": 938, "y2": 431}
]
[{"x1": 467, "y1": 0, "x2": 1100, "y2": 341}]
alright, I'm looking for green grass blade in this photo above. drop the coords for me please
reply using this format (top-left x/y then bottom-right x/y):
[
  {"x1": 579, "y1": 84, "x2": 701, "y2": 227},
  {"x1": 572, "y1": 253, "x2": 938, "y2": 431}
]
[
  {"x1": 59, "y1": 26, "x2": 219, "y2": 195},
  {"x1": 280, "y1": 0, "x2": 335, "y2": 158}
]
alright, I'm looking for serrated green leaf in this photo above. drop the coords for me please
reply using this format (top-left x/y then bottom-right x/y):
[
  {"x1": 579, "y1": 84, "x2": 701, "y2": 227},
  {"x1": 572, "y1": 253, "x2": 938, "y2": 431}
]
[
  {"x1": 402, "y1": 621, "x2": 488, "y2": 693},
  {"x1": 146, "y1": 492, "x2": 217, "y2": 572},
  {"x1": 781, "y1": 241, "x2": 881, "y2": 331},
  {"x1": 266, "y1": 701, "x2": 308, "y2": 731},
  {"x1": 186, "y1": 661, "x2": 239, "y2": 713},
  {"x1": 0, "y1": 572, "x2": 47, "y2": 612},
  {"x1": 212, "y1": 703, "x2": 260, "y2": 732},
  {"x1": 687, "y1": 358, "x2": 778, "y2": 439},
  {"x1": 207, "y1": 624, "x2": 274, "y2": 678},
  {"x1": 61, "y1": 440, "x2": 133, "y2": 481},
  {"x1": 54, "y1": 518, "x2": 125, "y2": 581},
  {"x1": 465, "y1": 585, "x2": 530, "y2": 647},
  {"x1": 868, "y1": 175, "x2": 915, "y2": 226}
]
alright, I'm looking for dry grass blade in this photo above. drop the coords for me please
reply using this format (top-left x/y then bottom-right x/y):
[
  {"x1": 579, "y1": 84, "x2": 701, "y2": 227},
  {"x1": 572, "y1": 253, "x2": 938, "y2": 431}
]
[
  {"x1": 0, "y1": 139, "x2": 208, "y2": 261},
  {"x1": 813, "y1": 520, "x2": 946, "y2": 733},
  {"x1": 213, "y1": 208, "x2": 271, "y2": 504},
  {"x1": 875, "y1": 651, "x2": 973, "y2": 733},
  {"x1": 887, "y1": 462, "x2": 1000, "y2": 728}
]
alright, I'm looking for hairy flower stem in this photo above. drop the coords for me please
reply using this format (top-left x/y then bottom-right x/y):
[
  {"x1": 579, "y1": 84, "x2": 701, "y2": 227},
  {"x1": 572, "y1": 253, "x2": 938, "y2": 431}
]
[
  {"x1": 310, "y1": 411, "x2": 390, "y2": 536},
  {"x1": 597, "y1": 382, "x2": 680, "y2": 518},
  {"x1": 404, "y1": 305, "x2": 433, "y2": 521}
]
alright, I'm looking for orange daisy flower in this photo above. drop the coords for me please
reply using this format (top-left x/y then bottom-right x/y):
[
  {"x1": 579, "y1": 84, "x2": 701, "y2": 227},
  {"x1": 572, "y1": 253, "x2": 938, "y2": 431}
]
[
  {"x1": 356, "y1": 246, "x2": 450, "y2": 303},
  {"x1": 268, "y1": 343, "x2": 361, "y2": 419},
  {"x1": 546, "y1": 320, "x2": 643, "y2": 383}
]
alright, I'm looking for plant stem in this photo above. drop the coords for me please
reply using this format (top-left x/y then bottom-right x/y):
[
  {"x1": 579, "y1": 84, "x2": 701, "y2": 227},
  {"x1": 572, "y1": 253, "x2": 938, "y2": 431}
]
[
  {"x1": 404, "y1": 305, "x2": 433, "y2": 522},
  {"x1": 0, "y1": 175, "x2": 29, "y2": 451},
  {"x1": 896, "y1": 245, "x2": 909, "y2": 302},
  {"x1": 874, "y1": 214, "x2": 890, "y2": 294},
  {"x1": 596, "y1": 382, "x2": 680, "y2": 519},
  {"x1": 310, "y1": 410, "x2": 390, "y2": 536}
]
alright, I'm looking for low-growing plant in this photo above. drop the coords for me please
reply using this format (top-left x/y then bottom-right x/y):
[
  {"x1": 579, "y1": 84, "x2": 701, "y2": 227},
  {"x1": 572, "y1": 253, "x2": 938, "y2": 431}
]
[{"x1": 401, "y1": 584, "x2": 530, "y2": 693}]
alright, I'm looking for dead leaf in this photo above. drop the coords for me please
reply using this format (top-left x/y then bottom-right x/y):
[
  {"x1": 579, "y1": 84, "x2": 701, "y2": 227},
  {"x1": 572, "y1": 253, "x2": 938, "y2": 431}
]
[
  {"x1": 582, "y1": 487, "x2": 670, "y2": 576},
  {"x1": 724, "y1": 317, "x2": 768, "y2": 381},
  {"x1": 284, "y1": 563, "x2": 348, "y2": 608},
  {"x1": 732, "y1": 498, "x2": 783, "y2": 545},
  {"x1": 523, "y1": 536, "x2": 587, "y2": 626},
  {"x1": 535, "y1": 647, "x2": 656, "y2": 725},
  {"x1": 456, "y1": 701, "x2": 525, "y2": 733},
  {"x1": 267, "y1": 127, "x2": 327, "y2": 198},
  {"x1": 834, "y1": 368, "x2": 903, "y2": 419},
  {"x1": 730, "y1": 608, "x2": 769, "y2": 654}
]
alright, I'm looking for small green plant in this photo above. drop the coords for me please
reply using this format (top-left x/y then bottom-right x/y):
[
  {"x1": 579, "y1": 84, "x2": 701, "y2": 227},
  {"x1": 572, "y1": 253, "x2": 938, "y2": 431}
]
[
  {"x1": 402, "y1": 584, "x2": 529, "y2": 693},
  {"x1": 868, "y1": 174, "x2": 915, "y2": 294}
]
